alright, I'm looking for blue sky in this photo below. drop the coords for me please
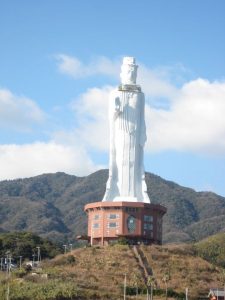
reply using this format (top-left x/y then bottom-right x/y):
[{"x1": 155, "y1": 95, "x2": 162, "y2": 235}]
[{"x1": 0, "y1": 0, "x2": 225, "y2": 196}]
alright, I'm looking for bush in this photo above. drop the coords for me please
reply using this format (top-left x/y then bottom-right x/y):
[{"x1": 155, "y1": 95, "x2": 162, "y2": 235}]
[
  {"x1": 167, "y1": 288, "x2": 185, "y2": 299},
  {"x1": 66, "y1": 255, "x2": 76, "y2": 265},
  {"x1": 116, "y1": 237, "x2": 129, "y2": 245},
  {"x1": 12, "y1": 268, "x2": 27, "y2": 278},
  {"x1": 0, "y1": 279, "x2": 80, "y2": 300}
]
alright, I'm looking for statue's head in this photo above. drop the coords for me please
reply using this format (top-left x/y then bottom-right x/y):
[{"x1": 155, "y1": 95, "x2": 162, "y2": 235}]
[{"x1": 120, "y1": 57, "x2": 138, "y2": 85}]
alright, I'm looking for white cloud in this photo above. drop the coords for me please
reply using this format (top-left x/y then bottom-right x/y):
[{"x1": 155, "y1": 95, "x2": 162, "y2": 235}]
[
  {"x1": 55, "y1": 55, "x2": 225, "y2": 154},
  {"x1": 0, "y1": 88, "x2": 45, "y2": 131},
  {"x1": 71, "y1": 86, "x2": 112, "y2": 151},
  {"x1": 55, "y1": 54, "x2": 120, "y2": 79},
  {"x1": 69, "y1": 77, "x2": 225, "y2": 155},
  {"x1": 147, "y1": 79, "x2": 225, "y2": 153},
  {"x1": 1, "y1": 56, "x2": 224, "y2": 181},
  {"x1": 55, "y1": 54, "x2": 179, "y2": 101},
  {"x1": 138, "y1": 64, "x2": 178, "y2": 100},
  {"x1": 0, "y1": 141, "x2": 98, "y2": 180}
]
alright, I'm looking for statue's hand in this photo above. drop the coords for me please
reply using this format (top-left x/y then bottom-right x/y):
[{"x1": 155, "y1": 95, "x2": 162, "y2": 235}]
[{"x1": 113, "y1": 97, "x2": 121, "y2": 120}]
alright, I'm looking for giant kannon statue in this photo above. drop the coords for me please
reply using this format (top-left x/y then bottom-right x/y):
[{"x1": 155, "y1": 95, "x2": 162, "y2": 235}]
[
  {"x1": 103, "y1": 57, "x2": 150, "y2": 203},
  {"x1": 83, "y1": 57, "x2": 166, "y2": 246}
]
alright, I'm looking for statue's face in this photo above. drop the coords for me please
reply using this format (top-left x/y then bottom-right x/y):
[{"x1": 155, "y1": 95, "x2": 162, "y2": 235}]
[{"x1": 120, "y1": 63, "x2": 137, "y2": 85}]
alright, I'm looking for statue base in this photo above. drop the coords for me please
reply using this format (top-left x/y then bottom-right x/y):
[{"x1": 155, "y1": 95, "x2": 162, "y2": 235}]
[{"x1": 84, "y1": 201, "x2": 167, "y2": 246}]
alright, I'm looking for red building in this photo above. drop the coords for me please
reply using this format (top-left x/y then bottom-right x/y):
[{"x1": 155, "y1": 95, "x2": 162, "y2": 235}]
[{"x1": 84, "y1": 201, "x2": 166, "y2": 246}]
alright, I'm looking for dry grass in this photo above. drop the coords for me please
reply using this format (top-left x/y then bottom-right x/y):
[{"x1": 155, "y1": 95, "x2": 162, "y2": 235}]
[
  {"x1": 4, "y1": 243, "x2": 224, "y2": 299},
  {"x1": 46, "y1": 244, "x2": 145, "y2": 297},
  {"x1": 140, "y1": 244, "x2": 223, "y2": 299}
]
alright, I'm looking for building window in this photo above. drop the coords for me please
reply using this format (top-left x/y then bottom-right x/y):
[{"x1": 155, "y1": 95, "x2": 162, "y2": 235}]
[
  {"x1": 92, "y1": 223, "x2": 99, "y2": 229},
  {"x1": 144, "y1": 215, "x2": 153, "y2": 222},
  {"x1": 108, "y1": 213, "x2": 119, "y2": 219},
  {"x1": 93, "y1": 214, "x2": 100, "y2": 220},
  {"x1": 127, "y1": 215, "x2": 136, "y2": 233},
  {"x1": 108, "y1": 222, "x2": 118, "y2": 228},
  {"x1": 144, "y1": 223, "x2": 153, "y2": 230},
  {"x1": 126, "y1": 207, "x2": 138, "y2": 212}
]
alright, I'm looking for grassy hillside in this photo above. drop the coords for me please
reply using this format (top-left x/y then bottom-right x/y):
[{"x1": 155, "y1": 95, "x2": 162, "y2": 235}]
[
  {"x1": 140, "y1": 244, "x2": 224, "y2": 299},
  {"x1": 194, "y1": 232, "x2": 225, "y2": 268},
  {"x1": 0, "y1": 170, "x2": 225, "y2": 243},
  {"x1": 0, "y1": 244, "x2": 224, "y2": 300}
]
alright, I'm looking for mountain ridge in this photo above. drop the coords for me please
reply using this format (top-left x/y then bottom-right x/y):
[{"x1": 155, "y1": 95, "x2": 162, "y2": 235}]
[{"x1": 0, "y1": 169, "x2": 224, "y2": 243}]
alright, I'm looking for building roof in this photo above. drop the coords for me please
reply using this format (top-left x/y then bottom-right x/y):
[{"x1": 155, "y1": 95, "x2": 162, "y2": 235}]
[{"x1": 209, "y1": 289, "x2": 225, "y2": 297}]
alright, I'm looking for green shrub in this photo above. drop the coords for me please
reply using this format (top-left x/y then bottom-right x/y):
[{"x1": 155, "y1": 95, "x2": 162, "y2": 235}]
[
  {"x1": 0, "y1": 279, "x2": 80, "y2": 300},
  {"x1": 116, "y1": 237, "x2": 129, "y2": 245},
  {"x1": 66, "y1": 255, "x2": 76, "y2": 265}
]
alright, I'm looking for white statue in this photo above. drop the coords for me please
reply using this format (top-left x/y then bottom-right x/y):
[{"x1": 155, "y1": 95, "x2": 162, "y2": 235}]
[{"x1": 103, "y1": 57, "x2": 150, "y2": 203}]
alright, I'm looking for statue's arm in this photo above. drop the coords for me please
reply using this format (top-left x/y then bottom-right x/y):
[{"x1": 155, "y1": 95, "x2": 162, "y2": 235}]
[
  {"x1": 140, "y1": 93, "x2": 147, "y2": 147},
  {"x1": 109, "y1": 91, "x2": 121, "y2": 120}
]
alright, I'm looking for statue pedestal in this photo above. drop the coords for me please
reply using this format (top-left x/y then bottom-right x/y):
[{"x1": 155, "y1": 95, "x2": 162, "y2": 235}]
[{"x1": 84, "y1": 201, "x2": 167, "y2": 246}]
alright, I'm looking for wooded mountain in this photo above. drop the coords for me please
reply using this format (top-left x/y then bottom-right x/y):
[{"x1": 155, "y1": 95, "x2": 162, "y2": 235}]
[{"x1": 0, "y1": 170, "x2": 224, "y2": 244}]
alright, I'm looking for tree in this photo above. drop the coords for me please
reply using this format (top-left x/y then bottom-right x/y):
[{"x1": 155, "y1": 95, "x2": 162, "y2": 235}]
[
  {"x1": 162, "y1": 272, "x2": 171, "y2": 300},
  {"x1": 131, "y1": 273, "x2": 142, "y2": 299},
  {"x1": 0, "y1": 232, "x2": 62, "y2": 262},
  {"x1": 147, "y1": 275, "x2": 156, "y2": 300},
  {"x1": 219, "y1": 269, "x2": 225, "y2": 300}
]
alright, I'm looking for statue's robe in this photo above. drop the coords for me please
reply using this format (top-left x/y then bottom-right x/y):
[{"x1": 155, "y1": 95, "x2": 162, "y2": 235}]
[{"x1": 103, "y1": 85, "x2": 150, "y2": 203}]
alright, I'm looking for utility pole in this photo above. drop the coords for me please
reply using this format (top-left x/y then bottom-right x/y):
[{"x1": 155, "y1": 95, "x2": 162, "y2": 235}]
[
  {"x1": 136, "y1": 283, "x2": 138, "y2": 300},
  {"x1": 123, "y1": 273, "x2": 127, "y2": 300},
  {"x1": 91, "y1": 222, "x2": 93, "y2": 246},
  {"x1": 32, "y1": 253, "x2": 36, "y2": 267},
  {"x1": 36, "y1": 247, "x2": 41, "y2": 264},
  {"x1": 19, "y1": 256, "x2": 22, "y2": 270},
  {"x1": 185, "y1": 287, "x2": 188, "y2": 300},
  {"x1": 63, "y1": 245, "x2": 67, "y2": 254},
  {"x1": 6, "y1": 252, "x2": 11, "y2": 300},
  {"x1": 8, "y1": 256, "x2": 12, "y2": 273}
]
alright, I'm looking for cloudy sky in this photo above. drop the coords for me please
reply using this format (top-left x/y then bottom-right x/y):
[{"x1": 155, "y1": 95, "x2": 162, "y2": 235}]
[{"x1": 0, "y1": 0, "x2": 225, "y2": 196}]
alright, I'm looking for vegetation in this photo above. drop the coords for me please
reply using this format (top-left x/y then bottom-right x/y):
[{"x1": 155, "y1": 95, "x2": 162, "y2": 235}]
[
  {"x1": 139, "y1": 244, "x2": 224, "y2": 299},
  {"x1": 194, "y1": 232, "x2": 225, "y2": 267},
  {"x1": 0, "y1": 170, "x2": 225, "y2": 244},
  {"x1": 0, "y1": 279, "x2": 81, "y2": 300},
  {"x1": 0, "y1": 243, "x2": 224, "y2": 299},
  {"x1": 0, "y1": 232, "x2": 62, "y2": 263}
]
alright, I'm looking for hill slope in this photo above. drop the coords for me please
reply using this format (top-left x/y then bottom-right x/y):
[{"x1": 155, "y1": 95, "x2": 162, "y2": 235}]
[
  {"x1": 0, "y1": 244, "x2": 224, "y2": 299},
  {"x1": 0, "y1": 170, "x2": 225, "y2": 243},
  {"x1": 195, "y1": 232, "x2": 225, "y2": 267}
]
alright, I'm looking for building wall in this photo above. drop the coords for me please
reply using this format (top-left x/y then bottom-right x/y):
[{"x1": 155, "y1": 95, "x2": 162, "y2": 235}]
[{"x1": 85, "y1": 202, "x2": 166, "y2": 245}]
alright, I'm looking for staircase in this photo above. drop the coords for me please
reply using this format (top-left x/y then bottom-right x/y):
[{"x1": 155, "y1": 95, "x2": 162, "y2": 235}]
[{"x1": 132, "y1": 245, "x2": 153, "y2": 282}]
